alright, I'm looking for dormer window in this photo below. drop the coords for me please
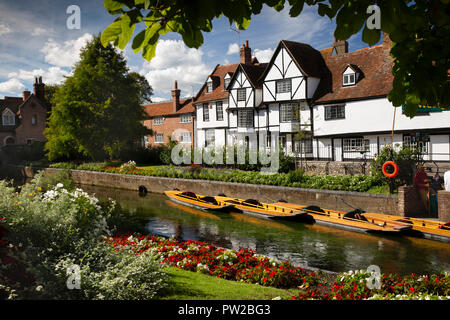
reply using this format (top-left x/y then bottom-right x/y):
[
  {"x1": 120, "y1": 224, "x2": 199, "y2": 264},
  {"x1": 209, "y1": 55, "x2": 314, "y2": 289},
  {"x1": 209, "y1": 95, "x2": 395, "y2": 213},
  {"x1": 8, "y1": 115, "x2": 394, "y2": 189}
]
[
  {"x1": 343, "y1": 73, "x2": 355, "y2": 86},
  {"x1": 206, "y1": 81, "x2": 213, "y2": 93},
  {"x1": 2, "y1": 108, "x2": 15, "y2": 126},
  {"x1": 343, "y1": 65, "x2": 358, "y2": 86},
  {"x1": 224, "y1": 77, "x2": 230, "y2": 89}
]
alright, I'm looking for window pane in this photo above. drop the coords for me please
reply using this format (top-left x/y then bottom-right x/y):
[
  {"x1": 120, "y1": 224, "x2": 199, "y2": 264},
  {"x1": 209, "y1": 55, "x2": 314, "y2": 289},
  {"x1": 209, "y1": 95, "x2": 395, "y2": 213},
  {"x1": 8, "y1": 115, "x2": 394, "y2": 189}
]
[
  {"x1": 203, "y1": 104, "x2": 209, "y2": 121},
  {"x1": 207, "y1": 81, "x2": 213, "y2": 92},
  {"x1": 216, "y1": 102, "x2": 224, "y2": 121},
  {"x1": 276, "y1": 79, "x2": 291, "y2": 93},
  {"x1": 237, "y1": 89, "x2": 246, "y2": 101},
  {"x1": 238, "y1": 110, "x2": 253, "y2": 127}
]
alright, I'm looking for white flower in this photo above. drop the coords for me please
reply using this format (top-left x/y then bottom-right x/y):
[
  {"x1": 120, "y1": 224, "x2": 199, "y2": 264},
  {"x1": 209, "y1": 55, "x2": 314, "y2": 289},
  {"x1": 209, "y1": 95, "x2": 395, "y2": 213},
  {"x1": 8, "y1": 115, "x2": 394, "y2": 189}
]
[{"x1": 56, "y1": 183, "x2": 64, "y2": 188}]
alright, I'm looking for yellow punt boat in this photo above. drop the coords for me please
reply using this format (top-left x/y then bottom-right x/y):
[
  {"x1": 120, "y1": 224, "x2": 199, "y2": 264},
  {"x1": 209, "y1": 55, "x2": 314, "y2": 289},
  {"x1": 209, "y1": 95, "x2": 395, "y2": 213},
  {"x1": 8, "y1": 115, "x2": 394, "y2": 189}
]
[
  {"x1": 215, "y1": 196, "x2": 313, "y2": 222},
  {"x1": 164, "y1": 190, "x2": 235, "y2": 212},
  {"x1": 361, "y1": 212, "x2": 450, "y2": 243},
  {"x1": 271, "y1": 202, "x2": 412, "y2": 235}
]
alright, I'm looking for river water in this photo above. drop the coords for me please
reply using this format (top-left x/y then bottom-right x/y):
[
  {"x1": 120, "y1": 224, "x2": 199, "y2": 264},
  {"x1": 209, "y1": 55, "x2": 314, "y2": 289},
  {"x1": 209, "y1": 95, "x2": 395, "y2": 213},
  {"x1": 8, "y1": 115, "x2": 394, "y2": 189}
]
[{"x1": 81, "y1": 184, "x2": 450, "y2": 275}]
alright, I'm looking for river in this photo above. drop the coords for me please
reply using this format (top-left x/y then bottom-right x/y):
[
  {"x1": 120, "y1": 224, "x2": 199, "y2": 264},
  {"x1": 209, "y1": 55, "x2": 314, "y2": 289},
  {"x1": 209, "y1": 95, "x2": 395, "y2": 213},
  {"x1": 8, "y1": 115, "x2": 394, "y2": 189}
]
[{"x1": 81, "y1": 184, "x2": 450, "y2": 275}]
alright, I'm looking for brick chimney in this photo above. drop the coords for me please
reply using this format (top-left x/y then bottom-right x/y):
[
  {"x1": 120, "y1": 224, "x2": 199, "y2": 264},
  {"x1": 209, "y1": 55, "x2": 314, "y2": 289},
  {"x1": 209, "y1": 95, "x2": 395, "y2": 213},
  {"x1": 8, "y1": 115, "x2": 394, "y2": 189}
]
[
  {"x1": 33, "y1": 76, "x2": 45, "y2": 100},
  {"x1": 23, "y1": 90, "x2": 31, "y2": 101},
  {"x1": 331, "y1": 38, "x2": 348, "y2": 55},
  {"x1": 171, "y1": 80, "x2": 180, "y2": 112},
  {"x1": 240, "y1": 40, "x2": 252, "y2": 64}
]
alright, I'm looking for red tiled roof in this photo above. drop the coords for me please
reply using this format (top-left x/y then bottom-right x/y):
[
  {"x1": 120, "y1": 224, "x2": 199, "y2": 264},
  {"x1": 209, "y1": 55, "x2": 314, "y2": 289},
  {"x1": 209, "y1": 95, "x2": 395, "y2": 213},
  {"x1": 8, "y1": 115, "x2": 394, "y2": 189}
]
[
  {"x1": 194, "y1": 63, "x2": 239, "y2": 104},
  {"x1": 143, "y1": 98, "x2": 194, "y2": 118},
  {"x1": 314, "y1": 43, "x2": 394, "y2": 103}
]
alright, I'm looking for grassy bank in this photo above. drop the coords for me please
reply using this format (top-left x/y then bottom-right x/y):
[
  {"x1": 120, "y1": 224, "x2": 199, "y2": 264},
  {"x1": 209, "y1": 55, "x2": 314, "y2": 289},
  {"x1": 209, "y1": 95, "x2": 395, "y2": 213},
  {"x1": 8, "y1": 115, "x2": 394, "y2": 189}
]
[{"x1": 159, "y1": 267, "x2": 300, "y2": 300}]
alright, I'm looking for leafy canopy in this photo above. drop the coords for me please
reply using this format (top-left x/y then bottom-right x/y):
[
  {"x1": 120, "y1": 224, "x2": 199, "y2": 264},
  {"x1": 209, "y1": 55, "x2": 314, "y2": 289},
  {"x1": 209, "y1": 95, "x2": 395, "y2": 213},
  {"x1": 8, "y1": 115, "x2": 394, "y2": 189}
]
[
  {"x1": 44, "y1": 35, "x2": 152, "y2": 161},
  {"x1": 101, "y1": 0, "x2": 450, "y2": 116}
]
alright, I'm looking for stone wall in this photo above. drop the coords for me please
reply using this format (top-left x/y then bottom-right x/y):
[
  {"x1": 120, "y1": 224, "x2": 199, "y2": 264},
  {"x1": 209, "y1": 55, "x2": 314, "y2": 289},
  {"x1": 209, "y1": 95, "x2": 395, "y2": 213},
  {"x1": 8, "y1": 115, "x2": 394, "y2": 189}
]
[
  {"x1": 42, "y1": 168, "x2": 399, "y2": 215},
  {"x1": 296, "y1": 160, "x2": 373, "y2": 176},
  {"x1": 4, "y1": 165, "x2": 445, "y2": 219},
  {"x1": 438, "y1": 191, "x2": 450, "y2": 222}
]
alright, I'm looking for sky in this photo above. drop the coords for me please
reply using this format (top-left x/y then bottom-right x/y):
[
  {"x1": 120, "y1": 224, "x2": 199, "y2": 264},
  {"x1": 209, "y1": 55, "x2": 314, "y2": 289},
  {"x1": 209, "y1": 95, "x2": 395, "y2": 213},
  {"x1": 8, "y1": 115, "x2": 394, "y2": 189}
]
[{"x1": 0, "y1": 0, "x2": 378, "y2": 102}]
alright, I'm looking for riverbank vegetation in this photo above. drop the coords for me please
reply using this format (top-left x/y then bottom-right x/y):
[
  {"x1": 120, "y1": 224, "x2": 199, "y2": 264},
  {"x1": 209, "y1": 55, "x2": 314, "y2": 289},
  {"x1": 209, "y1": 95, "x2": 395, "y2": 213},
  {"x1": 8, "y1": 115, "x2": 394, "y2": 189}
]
[
  {"x1": 47, "y1": 161, "x2": 389, "y2": 194},
  {"x1": 0, "y1": 172, "x2": 448, "y2": 300}
]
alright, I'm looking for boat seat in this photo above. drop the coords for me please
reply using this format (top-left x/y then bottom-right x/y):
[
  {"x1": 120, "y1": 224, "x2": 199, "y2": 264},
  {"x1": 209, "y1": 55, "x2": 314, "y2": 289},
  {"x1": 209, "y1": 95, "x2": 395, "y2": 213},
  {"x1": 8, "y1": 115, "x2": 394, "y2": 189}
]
[
  {"x1": 343, "y1": 209, "x2": 368, "y2": 221},
  {"x1": 181, "y1": 191, "x2": 197, "y2": 198},
  {"x1": 200, "y1": 196, "x2": 218, "y2": 205},
  {"x1": 243, "y1": 199, "x2": 263, "y2": 207}
]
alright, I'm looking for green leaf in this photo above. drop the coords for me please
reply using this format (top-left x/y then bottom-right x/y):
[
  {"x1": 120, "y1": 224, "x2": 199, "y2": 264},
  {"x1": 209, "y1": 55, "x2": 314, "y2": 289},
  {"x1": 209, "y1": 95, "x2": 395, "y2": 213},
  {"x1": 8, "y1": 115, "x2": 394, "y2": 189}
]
[
  {"x1": 362, "y1": 25, "x2": 380, "y2": 46},
  {"x1": 288, "y1": 0, "x2": 304, "y2": 17},
  {"x1": 104, "y1": 0, "x2": 125, "y2": 12},
  {"x1": 101, "y1": 19, "x2": 122, "y2": 47},
  {"x1": 235, "y1": 17, "x2": 251, "y2": 30},
  {"x1": 118, "y1": 14, "x2": 136, "y2": 49}
]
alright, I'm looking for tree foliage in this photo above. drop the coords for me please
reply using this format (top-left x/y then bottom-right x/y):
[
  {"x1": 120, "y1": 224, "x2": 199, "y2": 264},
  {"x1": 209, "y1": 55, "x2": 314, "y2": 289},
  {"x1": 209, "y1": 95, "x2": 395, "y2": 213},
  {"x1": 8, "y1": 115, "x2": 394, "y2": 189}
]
[
  {"x1": 44, "y1": 35, "x2": 151, "y2": 161},
  {"x1": 101, "y1": 0, "x2": 450, "y2": 116}
]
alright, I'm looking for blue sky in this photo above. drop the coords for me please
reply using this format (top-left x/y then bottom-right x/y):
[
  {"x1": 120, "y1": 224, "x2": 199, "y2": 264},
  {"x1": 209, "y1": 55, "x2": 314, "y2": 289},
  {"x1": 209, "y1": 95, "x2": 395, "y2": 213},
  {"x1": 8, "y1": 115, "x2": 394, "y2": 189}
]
[{"x1": 0, "y1": 0, "x2": 377, "y2": 101}]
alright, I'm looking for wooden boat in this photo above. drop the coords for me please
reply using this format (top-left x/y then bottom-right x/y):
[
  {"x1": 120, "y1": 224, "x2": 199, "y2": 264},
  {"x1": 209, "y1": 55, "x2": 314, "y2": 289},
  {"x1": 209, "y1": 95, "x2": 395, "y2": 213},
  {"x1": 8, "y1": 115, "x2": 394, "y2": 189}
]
[
  {"x1": 164, "y1": 190, "x2": 235, "y2": 212},
  {"x1": 361, "y1": 212, "x2": 450, "y2": 242},
  {"x1": 270, "y1": 202, "x2": 412, "y2": 235},
  {"x1": 214, "y1": 196, "x2": 313, "y2": 222}
]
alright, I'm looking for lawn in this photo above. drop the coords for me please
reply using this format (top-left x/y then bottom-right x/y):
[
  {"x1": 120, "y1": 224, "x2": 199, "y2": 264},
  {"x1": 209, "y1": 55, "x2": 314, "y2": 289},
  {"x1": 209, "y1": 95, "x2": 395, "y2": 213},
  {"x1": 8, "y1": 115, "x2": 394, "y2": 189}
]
[{"x1": 158, "y1": 267, "x2": 300, "y2": 300}]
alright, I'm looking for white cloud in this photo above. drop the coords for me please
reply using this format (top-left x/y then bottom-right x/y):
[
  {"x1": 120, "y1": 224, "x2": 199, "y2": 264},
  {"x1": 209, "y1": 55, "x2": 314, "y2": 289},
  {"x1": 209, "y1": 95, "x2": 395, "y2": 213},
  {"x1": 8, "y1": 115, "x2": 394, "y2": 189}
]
[
  {"x1": 8, "y1": 66, "x2": 69, "y2": 85},
  {"x1": 40, "y1": 33, "x2": 93, "y2": 68},
  {"x1": 227, "y1": 43, "x2": 239, "y2": 55},
  {"x1": 31, "y1": 27, "x2": 48, "y2": 36},
  {"x1": 253, "y1": 48, "x2": 274, "y2": 63},
  {"x1": 0, "y1": 22, "x2": 12, "y2": 36},
  {"x1": 0, "y1": 78, "x2": 25, "y2": 94},
  {"x1": 141, "y1": 40, "x2": 211, "y2": 95}
]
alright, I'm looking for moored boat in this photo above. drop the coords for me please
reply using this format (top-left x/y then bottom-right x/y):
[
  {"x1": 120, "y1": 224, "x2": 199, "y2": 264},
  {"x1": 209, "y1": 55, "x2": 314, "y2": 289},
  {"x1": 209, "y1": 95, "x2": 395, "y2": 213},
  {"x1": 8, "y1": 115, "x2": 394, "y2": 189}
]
[
  {"x1": 270, "y1": 202, "x2": 412, "y2": 235},
  {"x1": 164, "y1": 190, "x2": 235, "y2": 212},
  {"x1": 214, "y1": 196, "x2": 313, "y2": 222},
  {"x1": 361, "y1": 212, "x2": 450, "y2": 243}
]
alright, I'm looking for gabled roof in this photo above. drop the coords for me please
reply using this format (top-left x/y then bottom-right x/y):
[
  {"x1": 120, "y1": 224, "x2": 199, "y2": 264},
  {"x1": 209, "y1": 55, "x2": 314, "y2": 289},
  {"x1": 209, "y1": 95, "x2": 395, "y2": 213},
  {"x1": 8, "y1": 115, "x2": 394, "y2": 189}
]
[
  {"x1": 194, "y1": 63, "x2": 239, "y2": 104},
  {"x1": 314, "y1": 43, "x2": 394, "y2": 103},
  {"x1": 143, "y1": 98, "x2": 195, "y2": 118},
  {"x1": 259, "y1": 40, "x2": 328, "y2": 82},
  {"x1": 227, "y1": 63, "x2": 268, "y2": 90}
]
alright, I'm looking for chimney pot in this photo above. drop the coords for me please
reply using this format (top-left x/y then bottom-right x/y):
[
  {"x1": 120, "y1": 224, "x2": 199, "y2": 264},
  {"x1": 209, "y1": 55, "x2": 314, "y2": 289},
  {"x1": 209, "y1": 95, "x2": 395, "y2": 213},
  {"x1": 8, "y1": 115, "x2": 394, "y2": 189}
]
[
  {"x1": 240, "y1": 40, "x2": 252, "y2": 64},
  {"x1": 23, "y1": 90, "x2": 31, "y2": 101},
  {"x1": 171, "y1": 80, "x2": 181, "y2": 112}
]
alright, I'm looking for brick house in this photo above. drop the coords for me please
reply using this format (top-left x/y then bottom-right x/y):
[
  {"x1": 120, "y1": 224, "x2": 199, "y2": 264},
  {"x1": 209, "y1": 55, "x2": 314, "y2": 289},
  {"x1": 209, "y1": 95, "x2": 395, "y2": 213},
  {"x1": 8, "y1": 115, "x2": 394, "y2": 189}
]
[
  {"x1": 0, "y1": 77, "x2": 49, "y2": 147},
  {"x1": 143, "y1": 81, "x2": 195, "y2": 147}
]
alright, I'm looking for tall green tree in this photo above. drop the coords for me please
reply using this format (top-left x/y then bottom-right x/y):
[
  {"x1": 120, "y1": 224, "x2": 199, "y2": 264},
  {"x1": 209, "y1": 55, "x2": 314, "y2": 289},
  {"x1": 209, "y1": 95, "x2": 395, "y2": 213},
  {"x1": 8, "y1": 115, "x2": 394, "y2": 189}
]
[
  {"x1": 45, "y1": 35, "x2": 151, "y2": 161},
  {"x1": 100, "y1": 0, "x2": 450, "y2": 116}
]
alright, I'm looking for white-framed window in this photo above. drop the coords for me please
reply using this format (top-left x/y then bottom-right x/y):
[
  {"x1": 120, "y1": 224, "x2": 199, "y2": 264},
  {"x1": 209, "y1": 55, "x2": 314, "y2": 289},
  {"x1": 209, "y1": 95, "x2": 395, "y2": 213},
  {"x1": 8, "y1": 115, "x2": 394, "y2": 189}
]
[
  {"x1": 202, "y1": 103, "x2": 210, "y2": 122},
  {"x1": 26, "y1": 138, "x2": 36, "y2": 145},
  {"x1": 276, "y1": 79, "x2": 291, "y2": 93},
  {"x1": 216, "y1": 101, "x2": 224, "y2": 121},
  {"x1": 237, "y1": 88, "x2": 246, "y2": 101},
  {"x1": 237, "y1": 110, "x2": 254, "y2": 128},
  {"x1": 154, "y1": 116, "x2": 163, "y2": 125},
  {"x1": 205, "y1": 130, "x2": 215, "y2": 147},
  {"x1": 179, "y1": 132, "x2": 192, "y2": 143},
  {"x1": 325, "y1": 105, "x2": 345, "y2": 120},
  {"x1": 154, "y1": 133, "x2": 164, "y2": 143},
  {"x1": 31, "y1": 114, "x2": 37, "y2": 125},
  {"x1": 403, "y1": 134, "x2": 429, "y2": 154},
  {"x1": 343, "y1": 73, "x2": 356, "y2": 86},
  {"x1": 280, "y1": 103, "x2": 298, "y2": 122},
  {"x1": 180, "y1": 113, "x2": 191, "y2": 123},
  {"x1": 295, "y1": 138, "x2": 313, "y2": 153},
  {"x1": 206, "y1": 81, "x2": 213, "y2": 93},
  {"x1": 2, "y1": 109, "x2": 15, "y2": 126},
  {"x1": 343, "y1": 138, "x2": 369, "y2": 152}
]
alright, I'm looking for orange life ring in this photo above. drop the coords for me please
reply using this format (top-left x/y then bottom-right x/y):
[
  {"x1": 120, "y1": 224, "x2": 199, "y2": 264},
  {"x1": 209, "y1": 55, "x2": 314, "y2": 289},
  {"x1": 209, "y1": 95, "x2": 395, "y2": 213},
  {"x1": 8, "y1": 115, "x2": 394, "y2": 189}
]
[{"x1": 382, "y1": 161, "x2": 399, "y2": 178}]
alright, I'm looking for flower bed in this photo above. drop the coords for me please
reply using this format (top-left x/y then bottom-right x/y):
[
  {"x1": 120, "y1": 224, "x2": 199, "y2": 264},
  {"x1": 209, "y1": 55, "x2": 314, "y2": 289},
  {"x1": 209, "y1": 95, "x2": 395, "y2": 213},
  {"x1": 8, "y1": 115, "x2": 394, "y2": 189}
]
[
  {"x1": 292, "y1": 269, "x2": 450, "y2": 300},
  {"x1": 104, "y1": 234, "x2": 321, "y2": 289}
]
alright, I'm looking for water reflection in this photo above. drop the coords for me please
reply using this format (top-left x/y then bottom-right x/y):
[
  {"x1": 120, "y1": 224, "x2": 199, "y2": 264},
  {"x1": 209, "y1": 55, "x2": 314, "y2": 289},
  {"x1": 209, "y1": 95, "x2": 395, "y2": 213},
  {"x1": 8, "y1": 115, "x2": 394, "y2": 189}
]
[{"x1": 81, "y1": 184, "x2": 450, "y2": 275}]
